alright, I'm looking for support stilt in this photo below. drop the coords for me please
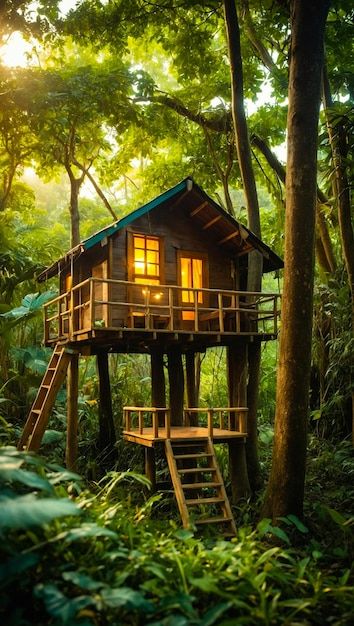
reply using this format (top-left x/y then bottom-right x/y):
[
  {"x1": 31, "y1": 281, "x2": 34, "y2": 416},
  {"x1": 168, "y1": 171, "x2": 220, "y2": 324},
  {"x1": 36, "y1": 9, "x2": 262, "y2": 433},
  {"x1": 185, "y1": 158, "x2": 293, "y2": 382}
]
[
  {"x1": 227, "y1": 343, "x2": 251, "y2": 500},
  {"x1": 168, "y1": 349, "x2": 184, "y2": 426},
  {"x1": 97, "y1": 352, "x2": 116, "y2": 465},
  {"x1": 66, "y1": 353, "x2": 79, "y2": 471}
]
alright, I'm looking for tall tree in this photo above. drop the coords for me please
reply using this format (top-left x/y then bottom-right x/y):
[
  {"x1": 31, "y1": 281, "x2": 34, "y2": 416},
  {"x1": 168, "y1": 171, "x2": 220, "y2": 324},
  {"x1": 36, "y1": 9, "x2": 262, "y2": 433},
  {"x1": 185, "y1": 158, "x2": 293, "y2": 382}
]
[
  {"x1": 263, "y1": 0, "x2": 330, "y2": 519},
  {"x1": 223, "y1": 0, "x2": 263, "y2": 490}
]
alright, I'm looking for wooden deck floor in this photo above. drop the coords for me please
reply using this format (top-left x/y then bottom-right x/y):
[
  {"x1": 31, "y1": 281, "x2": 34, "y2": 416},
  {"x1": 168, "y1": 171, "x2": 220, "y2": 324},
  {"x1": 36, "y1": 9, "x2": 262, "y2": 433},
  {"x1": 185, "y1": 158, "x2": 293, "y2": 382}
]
[{"x1": 123, "y1": 426, "x2": 247, "y2": 447}]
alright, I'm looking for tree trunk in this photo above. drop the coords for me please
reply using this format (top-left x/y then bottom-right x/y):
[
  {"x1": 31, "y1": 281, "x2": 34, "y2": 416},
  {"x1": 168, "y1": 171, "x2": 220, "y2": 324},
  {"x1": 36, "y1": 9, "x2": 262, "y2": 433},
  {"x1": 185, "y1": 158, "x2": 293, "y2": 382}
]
[
  {"x1": 69, "y1": 177, "x2": 81, "y2": 247},
  {"x1": 227, "y1": 343, "x2": 251, "y2": 500},
  {"x1": 185, "y1": 351, "x2": 197, "y2": 409},
  {"x1": 263, "y1": 0, "x2": 330, "y2": 519},
  {"x1": 322, "y1": 67, "x2": 354, "y2": 300},
  {"x1": 66, "y1": 353, "x2": 79, "y2": 471},
  {"x1": 223, "y1": 0, "x2": 263, "y2": 490},
  {"x1": 167, "y1": 349, "x2": 184, "y2": 426},
  {"x1": 151, "y1": 348, "x2": 166, "y2": 426},
  {"x1": 97, "y1": 352, "x2": 116, "y2": 466},
  {"x1": 246, "y1": 340, "x2": 263, "y2": 491}
]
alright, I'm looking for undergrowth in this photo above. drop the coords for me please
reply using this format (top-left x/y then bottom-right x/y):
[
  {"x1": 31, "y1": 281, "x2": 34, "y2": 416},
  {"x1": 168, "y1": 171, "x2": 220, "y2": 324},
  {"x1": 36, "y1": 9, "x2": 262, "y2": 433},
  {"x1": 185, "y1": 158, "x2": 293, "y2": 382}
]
[{"x1": 1, "y1": 443, "x2": 353, "y2": 626}]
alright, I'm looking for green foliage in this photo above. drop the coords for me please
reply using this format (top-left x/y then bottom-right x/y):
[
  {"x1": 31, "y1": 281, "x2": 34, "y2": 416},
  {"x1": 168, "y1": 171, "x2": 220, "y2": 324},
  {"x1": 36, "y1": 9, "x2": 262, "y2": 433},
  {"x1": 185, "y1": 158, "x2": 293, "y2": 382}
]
[{"x1": 0, "y1": 443, "x2": 353, "y2": 626}]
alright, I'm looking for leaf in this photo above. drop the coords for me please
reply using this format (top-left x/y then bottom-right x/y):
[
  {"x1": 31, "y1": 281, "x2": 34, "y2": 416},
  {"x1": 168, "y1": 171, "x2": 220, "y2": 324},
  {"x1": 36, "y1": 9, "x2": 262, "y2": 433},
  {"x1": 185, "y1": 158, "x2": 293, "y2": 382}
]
[
  {"x1": 42, "y1": 429, "x2": 65, "y2": 445},
  {"x1": 35, "y1": 583, "x2": 95, "y2": 624},
  {"x1": 188, "y1": 575, "x2": 223, "y2": 595},
  {"x1": 100, "y1": 587, "x2": 154, "y2": 612},
  {"x1": 0, "y1": 553, "x2": 39, "y2": 584},
  {"x1": 286, "y1": 514, "x2": 309, "y2": 533},
  {"x1": 257, "y1": 518, "x2": 272, "y2": 535},
  {"x1": 47, "y1": 469, "x2": 82, "y2": 484},
  {"x1": 62, "y1": 571, "x2": 104, "y2": 591},
  {"x1": 0, "y1": 495, "x2": 80, "y2": 529},
  {"x1": 0, "y1": 467, "x2": 54, "y2": 493},
  {"x1": 174, "y1": 529, "x2": 194, "y2": 541},
  {"x1": 54, "y1": 523, "x2": 117, "y2": 542},
  {"x1": 201, "y1": 602, "x2": 234, "y2": 626},
  {"x1": 322, "y1": 506, "x2": 347, "y2": 527},
  {"x1": 268, "y1": 524, "x2": 291, "y2": 545}
]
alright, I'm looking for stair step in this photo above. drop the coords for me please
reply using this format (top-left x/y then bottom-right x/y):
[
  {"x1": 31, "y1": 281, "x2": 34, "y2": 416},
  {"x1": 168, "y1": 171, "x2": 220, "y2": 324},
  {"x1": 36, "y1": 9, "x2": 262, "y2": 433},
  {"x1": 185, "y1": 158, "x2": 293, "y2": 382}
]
[
  {"x1": 174, "y1": 453, "x2": 213, "y2": 460},
  {"x1": 186, "y1": 497, "x2": 224, "y2": 506},
  {"x1": 182, "y1": 481, "x2": 221, "y2": 489},
  {"x1": 178, "y1": 467, "x2": 215, "y2": 474},
  {"x1": 195, "y1": 516, "x2": 233, "y2": 525}
]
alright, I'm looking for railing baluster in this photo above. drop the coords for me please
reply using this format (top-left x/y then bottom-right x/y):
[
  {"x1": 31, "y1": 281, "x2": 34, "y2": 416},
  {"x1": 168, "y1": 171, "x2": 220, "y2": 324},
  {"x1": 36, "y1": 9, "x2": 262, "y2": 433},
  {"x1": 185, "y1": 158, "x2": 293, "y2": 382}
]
[
  {"x1": 218, "y1": 293, "x2": 224, "y2": 332},
  {"x1": 207, "y1": 409, "x2": 213, "y2": 438},
  {"x1": 165, "y1": 409, "x2": 171, "y2": 439},
  {"x1": 168, "y1": 288, "x2": 174, "y2": 330},
  {"x1": 152, "y1": 409, "x2": 158, "y2": 438},
  {"x1": 194, "y1": 292, "x2": 199, "y2": 331}
]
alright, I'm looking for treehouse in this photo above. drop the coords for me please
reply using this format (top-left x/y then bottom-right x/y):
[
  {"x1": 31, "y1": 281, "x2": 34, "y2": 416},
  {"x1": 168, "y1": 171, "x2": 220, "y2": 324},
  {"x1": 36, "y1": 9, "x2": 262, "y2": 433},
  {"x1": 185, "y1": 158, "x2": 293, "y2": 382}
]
[{"x1": 18, "y1": 177, "x2": 283, "y2": 535}]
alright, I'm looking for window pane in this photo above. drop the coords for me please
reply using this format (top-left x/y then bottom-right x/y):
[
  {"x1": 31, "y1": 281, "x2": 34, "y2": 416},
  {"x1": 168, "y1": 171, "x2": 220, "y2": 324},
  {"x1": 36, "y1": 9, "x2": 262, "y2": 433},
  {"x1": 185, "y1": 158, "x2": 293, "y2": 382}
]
[
  {"x1": 146, "y1": 250, "x2": 158, "y2": 264},
  {"x1": 147, "y1": 238, "x2": 159, "y2": 250},
  {"x1": 147, "y1": 263, "x2": 159, "y2": 276},
  {"x1": 134, "y1": 249, "x2": 144, "y2": 262},
  {"x1": 133, "y1": 236, "x2": 145, "y2": 249}
]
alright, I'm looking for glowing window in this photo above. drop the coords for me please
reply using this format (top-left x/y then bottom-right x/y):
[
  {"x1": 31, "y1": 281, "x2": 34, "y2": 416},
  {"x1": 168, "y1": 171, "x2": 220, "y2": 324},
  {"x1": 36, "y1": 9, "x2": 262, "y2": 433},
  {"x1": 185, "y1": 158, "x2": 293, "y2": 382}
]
[
  {"x1": 133, "y1": 235, "x2": 160, "y2": 284},
  {"x1": 180, "y1": 257, "x2": 203, "y2": 303}
]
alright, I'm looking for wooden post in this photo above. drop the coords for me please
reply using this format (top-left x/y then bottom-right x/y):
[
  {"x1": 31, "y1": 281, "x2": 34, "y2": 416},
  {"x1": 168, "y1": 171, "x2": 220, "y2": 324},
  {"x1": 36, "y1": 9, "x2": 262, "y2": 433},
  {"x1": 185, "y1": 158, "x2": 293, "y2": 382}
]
[
  {"x1": 168, "y1": 349, "x2": 184, "y2": 426},
  {"x1": 151, "y1": 348, "x2": 166, "y2": 425},
  {"x1": 227, "y1": 343, "x2": 250, "y2": 500},
  {"x1": 97, "y1": 352, "x2": 116, "y2": 466},
  {"x1": 145, "y1": 447, "x2": 156, "y2": 491},
  {"x1": 66, "y1": 353, "x2": 79, "y2": 471},
  {"x1": 207, "y1": 409, "x2": 213, "y2": 438},
  {"x1": 185, "y1": 351, "x2": 198, "y2": 425},
  {"x1": 228, "y1": 439, "x2": 250, "y2": 501}
]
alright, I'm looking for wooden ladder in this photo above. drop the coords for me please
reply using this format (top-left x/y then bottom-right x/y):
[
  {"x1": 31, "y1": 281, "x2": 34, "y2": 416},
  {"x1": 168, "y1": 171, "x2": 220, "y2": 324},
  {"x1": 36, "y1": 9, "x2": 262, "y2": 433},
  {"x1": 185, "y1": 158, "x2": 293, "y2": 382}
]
[
  {"x1": 17, "y1": 344, "x2": 72, "y2": 452},
  {"x1": 165, "y1": 438, "x2": 237, "y2": 536}
]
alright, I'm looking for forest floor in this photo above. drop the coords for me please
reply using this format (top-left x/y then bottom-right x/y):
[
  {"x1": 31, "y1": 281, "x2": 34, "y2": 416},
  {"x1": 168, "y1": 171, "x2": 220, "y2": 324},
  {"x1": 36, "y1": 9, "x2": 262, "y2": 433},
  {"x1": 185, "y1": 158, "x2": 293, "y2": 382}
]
[{"x1": 0, "y1": 419, "x2": 353, "y2": 626}]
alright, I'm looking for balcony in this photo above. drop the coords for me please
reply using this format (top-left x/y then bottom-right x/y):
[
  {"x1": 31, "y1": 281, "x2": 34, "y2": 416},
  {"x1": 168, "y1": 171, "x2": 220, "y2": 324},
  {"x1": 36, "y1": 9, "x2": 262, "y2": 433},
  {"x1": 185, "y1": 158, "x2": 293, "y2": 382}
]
[
  {"x1": 122, "y1": 406, "x2": 248, "y2": 447},
  {"x1": 43, "y1": 278, "x2": 281, "y2": 347}
]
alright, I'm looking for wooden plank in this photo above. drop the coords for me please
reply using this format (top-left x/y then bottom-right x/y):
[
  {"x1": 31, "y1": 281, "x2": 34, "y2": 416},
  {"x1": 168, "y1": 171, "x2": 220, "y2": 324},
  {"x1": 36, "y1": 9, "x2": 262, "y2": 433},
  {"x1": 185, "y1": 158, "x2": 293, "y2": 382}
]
[
  {"x1": 18, "y1": 346, "x2": 71, "y2": 452},
  {"x1": 202, "y1": 215, "x2": 222, "y2": 230},
  {"x1": 206, "y1": 438, "x2": 237, "y2": 534},
  {"x1": 218, "y1": 231, "x2": 238, "y2": 245},
  {"x1": 190, "y1": 201, "x2": 208, "y2": 216},
  {"x1": 165, "y1": 439, "x2": 190, "y2": 529}
]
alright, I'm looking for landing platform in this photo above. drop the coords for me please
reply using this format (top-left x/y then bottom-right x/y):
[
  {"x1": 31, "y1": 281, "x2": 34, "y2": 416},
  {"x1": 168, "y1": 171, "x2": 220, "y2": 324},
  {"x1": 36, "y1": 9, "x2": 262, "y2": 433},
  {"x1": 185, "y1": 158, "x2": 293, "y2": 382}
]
[{"x1": 123, "y1": 426, "x2": 247, "y2": 448}]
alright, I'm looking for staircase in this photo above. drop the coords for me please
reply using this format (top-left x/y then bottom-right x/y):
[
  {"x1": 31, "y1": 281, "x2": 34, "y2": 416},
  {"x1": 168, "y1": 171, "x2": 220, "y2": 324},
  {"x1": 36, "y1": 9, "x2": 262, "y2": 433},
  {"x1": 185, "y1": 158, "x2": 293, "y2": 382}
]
[
  {"x1": 18, "y1": 344, "x2": 72, "y2": 452},
  {"x1": 165, "y1": 438, "x2": 236, "y2": 536}
]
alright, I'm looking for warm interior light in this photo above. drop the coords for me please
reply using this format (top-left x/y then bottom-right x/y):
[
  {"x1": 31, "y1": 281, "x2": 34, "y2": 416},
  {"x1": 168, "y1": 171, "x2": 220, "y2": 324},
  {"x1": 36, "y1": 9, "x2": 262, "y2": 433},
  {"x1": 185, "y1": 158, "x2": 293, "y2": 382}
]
[{"x1": 154, "y1": 292, "x2": 163, "y2": 300}]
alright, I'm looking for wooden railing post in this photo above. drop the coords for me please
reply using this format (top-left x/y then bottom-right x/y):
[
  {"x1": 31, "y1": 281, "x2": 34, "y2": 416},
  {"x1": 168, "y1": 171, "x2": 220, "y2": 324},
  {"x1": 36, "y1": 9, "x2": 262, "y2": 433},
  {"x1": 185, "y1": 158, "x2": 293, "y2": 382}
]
[
  {"x1": 152, "y1": 409, "x2": 158, "y2": 438},
  {"x1": 168, "y1": 288, "x2": 174, "y2": 330},
  {"x1": 89, "y1": 279, "x2": 94, "y2": 329},
  {"x1": 218, "y1": 293, "x2": 224, "y2": 332},
  {"x1": 138, "y1": 410, "x2": 143, "y2": 434},
  {"x1": 207, "y1": 409, "x2": 213, "y2": 438},
  {"x1": 194, "y1": 291, "x2": 199, "y2": 331},
  {"x1": 165, "y1": 408, "x2": 171, "y2": 439}
]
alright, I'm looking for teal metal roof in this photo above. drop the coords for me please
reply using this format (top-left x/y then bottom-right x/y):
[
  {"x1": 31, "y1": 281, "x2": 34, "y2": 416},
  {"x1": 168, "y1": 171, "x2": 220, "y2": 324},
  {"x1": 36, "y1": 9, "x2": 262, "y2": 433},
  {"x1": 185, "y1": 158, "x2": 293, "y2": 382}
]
[{"x1": 82, "y1": 178, "x2": 189, "y2": 251}]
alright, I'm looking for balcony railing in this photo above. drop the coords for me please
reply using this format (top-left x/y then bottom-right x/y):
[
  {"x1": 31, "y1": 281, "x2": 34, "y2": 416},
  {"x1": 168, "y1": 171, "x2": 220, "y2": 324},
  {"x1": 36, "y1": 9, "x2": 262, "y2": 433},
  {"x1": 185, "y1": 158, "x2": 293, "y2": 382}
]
[
  {"x1": 123, "y1": 406, "x2": 248, "y2": 440},
  {"x1": 44, "y1": 277, "x2": 281, "y2": 343}
]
